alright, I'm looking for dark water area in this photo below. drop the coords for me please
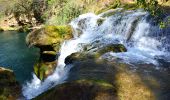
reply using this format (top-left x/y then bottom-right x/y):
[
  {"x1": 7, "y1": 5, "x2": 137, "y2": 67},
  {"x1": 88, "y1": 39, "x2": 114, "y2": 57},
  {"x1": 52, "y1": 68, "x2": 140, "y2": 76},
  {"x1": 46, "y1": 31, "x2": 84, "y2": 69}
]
[{"x1": 0, "y1": 31, "x2": 39, "y2": 84}]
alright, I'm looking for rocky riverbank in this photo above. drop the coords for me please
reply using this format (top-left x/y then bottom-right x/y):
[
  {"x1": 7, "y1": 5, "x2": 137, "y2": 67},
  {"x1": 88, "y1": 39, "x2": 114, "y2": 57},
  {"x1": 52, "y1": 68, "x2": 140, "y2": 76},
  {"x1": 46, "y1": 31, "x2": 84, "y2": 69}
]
[{"x1": 0, "y1": 67, "x2": 21, "y2": 100}]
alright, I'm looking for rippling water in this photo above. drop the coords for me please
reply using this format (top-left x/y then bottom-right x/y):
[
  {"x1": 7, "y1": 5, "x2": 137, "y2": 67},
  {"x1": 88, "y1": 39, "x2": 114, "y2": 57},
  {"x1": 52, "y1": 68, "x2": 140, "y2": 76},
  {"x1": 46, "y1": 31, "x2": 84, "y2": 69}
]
[{"x1": 0, "y1": 31, "x2": 39, "y2": 84}]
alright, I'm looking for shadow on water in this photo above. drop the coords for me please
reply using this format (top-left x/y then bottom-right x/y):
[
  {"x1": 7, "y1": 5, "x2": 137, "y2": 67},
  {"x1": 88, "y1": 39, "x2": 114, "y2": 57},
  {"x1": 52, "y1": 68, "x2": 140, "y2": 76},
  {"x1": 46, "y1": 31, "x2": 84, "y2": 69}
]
[{"x1": 0, "y1": 31, "x2": 39, "y2": 84}]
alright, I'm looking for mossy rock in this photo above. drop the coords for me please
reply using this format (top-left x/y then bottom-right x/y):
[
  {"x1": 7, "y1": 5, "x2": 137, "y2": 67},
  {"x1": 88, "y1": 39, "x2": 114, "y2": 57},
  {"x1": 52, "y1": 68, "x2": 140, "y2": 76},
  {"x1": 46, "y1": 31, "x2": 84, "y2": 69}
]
[
  {"x1": 0, "y1": 67, "x2": 21, "y2": 100},
  {"x1": 34, "y1": 61, "x2": 57, "y2": 81},
  {"x1": 65, "y1": 44, "x2": 127, "y2": 64},
  {"x1": 65, "y1": 52, "x2": 96, "y2": 64},
  {"x1": 33, "y1": 79, "x2": 117, "y2": 100},
  {"x1": 26, "y1": 25, "x2": 73, "y2": 61},
  {"x1": 26, "y1": 25, "x2": 73, "y2": 48},
  {"x1": 97, "y1": 44, "x2": 127, "y2": 55}
]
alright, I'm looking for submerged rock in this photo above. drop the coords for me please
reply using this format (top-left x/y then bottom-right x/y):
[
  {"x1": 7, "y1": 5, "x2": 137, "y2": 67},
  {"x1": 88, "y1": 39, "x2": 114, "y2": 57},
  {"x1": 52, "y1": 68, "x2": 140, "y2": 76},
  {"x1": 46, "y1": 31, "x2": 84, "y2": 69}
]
[
  {"x1": 0, "y1": 67, "x2": 21, "y2": 100},
  {"x1": 33, "y1": 79, "x2": 117, "y2": 100}
]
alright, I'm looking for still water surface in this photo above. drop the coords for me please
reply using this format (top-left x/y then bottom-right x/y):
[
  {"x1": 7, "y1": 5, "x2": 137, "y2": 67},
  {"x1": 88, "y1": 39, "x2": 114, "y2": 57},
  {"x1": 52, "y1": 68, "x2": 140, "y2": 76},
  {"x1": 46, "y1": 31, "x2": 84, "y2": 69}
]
[{"x1": 0, "y1": 31, "x2": 39, "y2": 84}]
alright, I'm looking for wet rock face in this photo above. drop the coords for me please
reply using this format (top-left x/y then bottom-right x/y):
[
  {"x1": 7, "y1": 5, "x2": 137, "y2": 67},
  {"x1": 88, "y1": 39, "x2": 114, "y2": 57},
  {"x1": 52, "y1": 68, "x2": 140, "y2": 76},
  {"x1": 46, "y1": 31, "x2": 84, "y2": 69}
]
[
  {"x1": 33, "y1": 79, "x2": 117, "y2": 100},
  {"x1": 26, "y1": 25, "x2": 73, "y2": 80},
  {"x1": 0, "y1": 67, "x2": 21, "y2": 100}
]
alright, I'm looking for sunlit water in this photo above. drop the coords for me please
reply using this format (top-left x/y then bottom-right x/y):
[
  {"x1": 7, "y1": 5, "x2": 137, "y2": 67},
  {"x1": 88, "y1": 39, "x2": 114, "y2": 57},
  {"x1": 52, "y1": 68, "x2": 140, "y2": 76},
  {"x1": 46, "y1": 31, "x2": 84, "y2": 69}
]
[
  {"x1": 0, "y1": 31, "x2": 39, "y2": 84},
  {"x1": 23, "y1": 9, "x2": 170, "y2": 99}
]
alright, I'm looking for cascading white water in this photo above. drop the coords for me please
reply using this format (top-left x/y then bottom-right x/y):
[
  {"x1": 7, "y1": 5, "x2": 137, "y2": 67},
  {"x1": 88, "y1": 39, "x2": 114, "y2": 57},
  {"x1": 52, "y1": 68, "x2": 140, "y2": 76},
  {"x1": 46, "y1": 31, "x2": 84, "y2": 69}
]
[{"x1": 22, "y1": 8, "x2": 170, "y2": 99}]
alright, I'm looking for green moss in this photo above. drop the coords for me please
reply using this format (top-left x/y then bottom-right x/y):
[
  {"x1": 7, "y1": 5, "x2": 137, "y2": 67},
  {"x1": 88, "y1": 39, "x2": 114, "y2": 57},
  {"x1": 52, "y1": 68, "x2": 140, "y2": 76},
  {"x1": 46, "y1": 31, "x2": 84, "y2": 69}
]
[
  {"x1": 34, "y1": 63, "x2": 39, "y2": 76},
  {"x1": 26, "y1": 25, "x2": 73, "y2": 52},
  {"x1": 45, "y1": 25, "x2": 73, "y2": 38},
  {"x1": 34, "y1": 61, "x2": 57, "y2": 80},
  {"x1": 34, "y1": 63, "x2": 46, "y2": 81},
  {"x1": 40, "y1": 25, "x2": 73, "y2": 46},
  {"x1": 39, "y1": 69, "x2": 45, "y2": 81}
]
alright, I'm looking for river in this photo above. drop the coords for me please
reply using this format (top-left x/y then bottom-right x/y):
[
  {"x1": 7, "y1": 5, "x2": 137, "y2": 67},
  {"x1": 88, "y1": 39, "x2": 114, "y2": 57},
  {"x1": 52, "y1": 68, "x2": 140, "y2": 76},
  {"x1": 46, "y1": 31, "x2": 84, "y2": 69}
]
[
  {"x1": 23, "y1": 9, "x2": 170, "y2": 99},
  {"x1": 0, "y1": 31, "x2": 39, "y2": 84}
]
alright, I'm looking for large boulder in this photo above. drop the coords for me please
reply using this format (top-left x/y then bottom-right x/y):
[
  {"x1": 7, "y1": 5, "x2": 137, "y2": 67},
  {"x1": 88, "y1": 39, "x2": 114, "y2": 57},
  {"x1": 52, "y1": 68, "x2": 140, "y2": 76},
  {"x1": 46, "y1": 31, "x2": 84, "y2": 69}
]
[
  {"x1": 34, "y1": 56, "x2": 159, "y2": 100},
  {"x1": 26, "y1": 25, "x2": 73, "y2": 50},
  {"x1": 48, "y1": 42, "x2": 156, "y2": 100},
  {"x1": 33, "y1": 79, "x2": 117, "y2": 100},
  {"x1": 26, "y1": 25, "x2": 73, "y2": 80},
  {"x1": 0, "y1": 67, "x2": 21, "y2": 100}
]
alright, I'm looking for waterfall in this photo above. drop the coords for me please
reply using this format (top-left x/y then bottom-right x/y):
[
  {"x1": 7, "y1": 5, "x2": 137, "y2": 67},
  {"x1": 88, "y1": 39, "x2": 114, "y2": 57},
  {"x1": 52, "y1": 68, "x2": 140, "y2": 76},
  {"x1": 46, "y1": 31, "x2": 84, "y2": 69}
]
[{"x1": 22, "y1": 8, "x2": 170, "y2": 99}]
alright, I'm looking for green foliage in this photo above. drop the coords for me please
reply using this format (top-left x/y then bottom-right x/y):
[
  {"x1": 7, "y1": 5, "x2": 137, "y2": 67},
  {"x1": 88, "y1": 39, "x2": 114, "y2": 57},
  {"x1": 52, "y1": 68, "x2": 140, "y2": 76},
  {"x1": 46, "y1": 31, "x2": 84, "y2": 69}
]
[
  {"x1": 136, "y1": 0, "x2": 164, "y2": 18},
  {"x1": 159, "y1": 16, "x2": 170, "y2": 29},
  {"x1": 46, "y1": 0, "x2": 83, "y2": 25},
  {"x1": 13, "y1": 0, "x2": 33, "y2": 15},
  {"x1": 136, "y1": 0, "x2": 159, "y2": 15},
  {"x1": 135, "y1": 0, "x2": 167, "y2": 27},
  {"x1": 47, "y1": 0, "x2": 56, "y2": 5},
  {"x1": 159, "y1": 22, "x2": 166, "y2": 29}
]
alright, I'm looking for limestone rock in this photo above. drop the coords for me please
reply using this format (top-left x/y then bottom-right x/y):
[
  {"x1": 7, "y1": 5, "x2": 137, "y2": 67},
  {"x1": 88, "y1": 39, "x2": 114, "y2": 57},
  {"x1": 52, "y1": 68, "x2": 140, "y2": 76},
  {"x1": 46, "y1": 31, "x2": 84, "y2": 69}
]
[
  {"x1": 33, "y1": 79, "x2": 117, "y2": 100},
  {"x1": 26, "y1": 25, "x2": 73, "y2": 50},
  {"x1": 26, "y1": 25, "x2": 73, "y2": 80},
  {"x1": 34, "y1": 61, "x2": 57, "y2": 81},
  {"x1": 0, "y1": 67, "x2": 21, "y2": 100}
]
